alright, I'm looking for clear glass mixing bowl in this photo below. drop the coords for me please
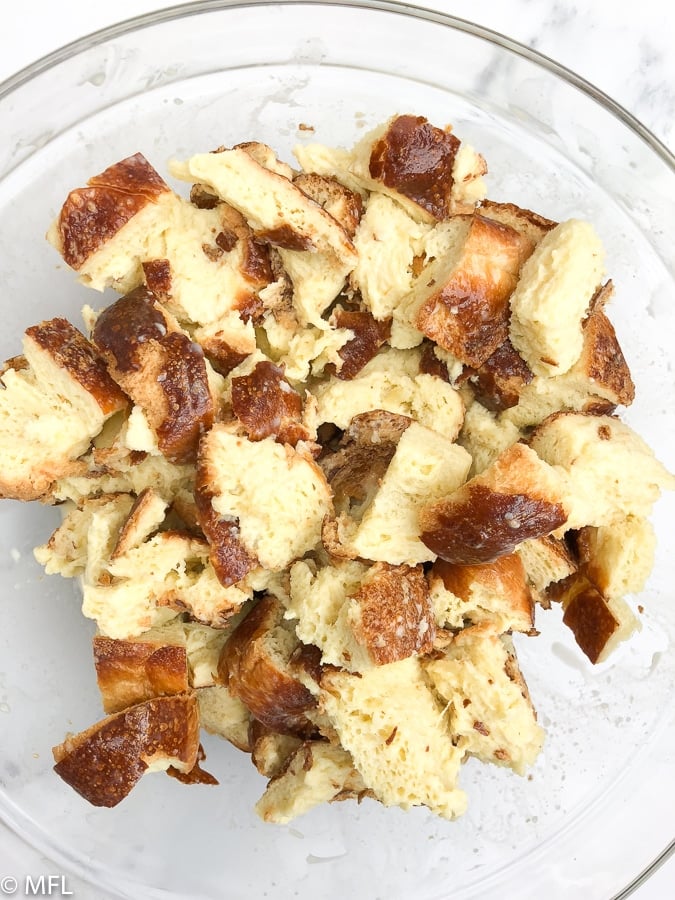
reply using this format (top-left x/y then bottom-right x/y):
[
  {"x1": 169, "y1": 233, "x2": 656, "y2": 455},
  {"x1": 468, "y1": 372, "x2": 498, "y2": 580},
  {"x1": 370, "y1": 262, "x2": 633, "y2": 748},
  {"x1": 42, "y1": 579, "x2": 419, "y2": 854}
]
[{"x1": 0, "y1": 2, "x2": 673, "y2": 898}]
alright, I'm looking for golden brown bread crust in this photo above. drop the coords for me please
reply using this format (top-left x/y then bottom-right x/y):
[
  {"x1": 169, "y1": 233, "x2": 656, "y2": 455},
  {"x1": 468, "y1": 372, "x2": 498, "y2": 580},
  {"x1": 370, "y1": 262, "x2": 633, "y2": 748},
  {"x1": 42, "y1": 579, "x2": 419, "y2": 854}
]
[
  {"x1": 194, "y1": 443, "x2": 258, "y2": 587},
  {"x1": 93, "y1": 635, "x2": 189, "y2": 714},
  {"x1": 52, "y1": 693, "x2": 200, "y2": 807},
  {"x1": 432, "y1": 552, "x2": 535, "y2": 630},
  {"x1": 470, "y1": 339, "x2": 533, "y2": 412},
  {"x1": 329, "y1": 309, "x2": 392, "y2": 380},
  {"x1": 320, "y1": 410, "x2": 411, "y2": 517},
  {"x1": 350, "y1": 562, "x2": 435, "y2": 665},
  {"x1": 54, "y1": 153, "x2": 170, "y2": 269},
  {"x1": 478, "y1": 199, "x2": 557, "y2": 244},
  {"x1": 414, "y1": 214, "x2": 533, "y2": 368},
  {"x1": 293, "y1": 172, "x2": 363, "y2": 237},
  {"x1": 369, "y1": 115, "x2": 461, "y2": 220},
  {"x1": 142, "y1": 258, "x2": 172, "y2": 299},
  {"x1": 574, "y1": 283, "x2": 634, "y2": 410},
  {"x1": 230, "y1": 360, "x2": 309, "y2": 445},
  {"x1": 218, "y1": 595, "x2": 317, "y2": 736},
  {"x1": 25, "y1": 318, "x2": 128, "y2": 416},
  {"x1": 420, "y1": 443, "x2": 568, "y2": 564},
  {"x1": 558, "y1": 575, "x2": 622, "y2": 664},
  {"x1": 92, "y1": 287, "x2": 213, "y2": 464}
]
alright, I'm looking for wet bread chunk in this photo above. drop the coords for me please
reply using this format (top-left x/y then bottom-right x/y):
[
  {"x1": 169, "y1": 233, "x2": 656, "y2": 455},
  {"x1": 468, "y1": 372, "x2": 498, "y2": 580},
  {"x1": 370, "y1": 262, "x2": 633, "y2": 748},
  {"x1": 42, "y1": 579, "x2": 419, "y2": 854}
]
[
  {"x1": 52, "y1": 693, "x2": 200, "y2": 807},
  {"x1": 420, "y1": 443, "x2": 569, "y2": 564},
  {"x1": 218, "y1": 595, "x2": 318, "y2": 736},
  {"x1": 93, "y1": 287, "x2": 213, "y2": 464}
]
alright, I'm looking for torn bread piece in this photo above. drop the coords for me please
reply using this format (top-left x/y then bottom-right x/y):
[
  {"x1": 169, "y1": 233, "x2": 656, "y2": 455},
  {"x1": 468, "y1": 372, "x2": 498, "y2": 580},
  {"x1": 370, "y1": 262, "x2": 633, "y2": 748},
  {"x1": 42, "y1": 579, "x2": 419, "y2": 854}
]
[
  {"x1": 170, "y1": 146, "x2": 358, "y2": 325},
  {"x1": 574, "y1": 516, "x2": 656, "y2": 600},
  {"x1": 92, "y1": 288, "x2": 213, "y2": 464},
  {"x1": 420, "y1": 443, "x2": 569, "y2": 564},
  {"x1": 424, "y1": 625, "x2": 544, "y2": 775},
  {"x1": 47, "y1": 152, "x2": 173, "y2": 288},
  {"x1": 91, "y1": 612, "x2": 245, "y2": 714},
  {"x1": 456, "y1": 400, "x2": 522, "y2": 478},
  {"x1": 52, "y1": 693, "x2": 200, "y2": 807},
  {"x1": 316, "y1": 657, "x2": 467, "y2": 819},
  {"x1": 93, "y1": 634, "x2": 189, "y2": 714},
  {"x1": 48, "y1": 153, "x2": 272, "y2": 326},
  {"x1": 218, "y1": 595, "x2": 318, "y2": 736},
  {"x1": 508, "y1": 220, "x2": 605, "y2": 376},
  {"x1": 197, "y1": 425, "x2": 332, "y2": 578},
  {"x1": 255, "y1": 740, "x2": 369, "y2": 824},
  {"x1": 514, "y1": 535, "x2": 578, "y2": 602},
  {"x1": 529, "y1": 412, "x2": 675, "y2": 530},
  {"x1": 501, "y1": 282, "x2": 635, "y2": 428},
  {"x1": 295, "y1": 114, "x2": 487, "y2": 223},
  {"x1": 37, "y1": 492, "x2": 252, "y2": 636},
  {"x1": 328, "y1": 421, "x2": 472, "y2": 565},
  {"x1": 556, "y1": 573, "x2": 640, "y2": 664},
  {"x1": 312, "y1": 347, "x2": 465, "y2": 440},
  {"x1": 230, "y1": 359, "x2": 311, "y2": 445},
  {"x1": 0, "y1": 319, "x2": 128, "y2": 501},
  {"x1": 429, "y1": 553, "x2": 535, "y2": 633},
  {"x1": 287, "y1": 559, "x2": 434, "y2": 671},
  {"x1": 397, "y1": 213, "x2": 533, "y2": 368},
  {"x1": 197, "y1": 684, "x2": 252, "y2": 752}
]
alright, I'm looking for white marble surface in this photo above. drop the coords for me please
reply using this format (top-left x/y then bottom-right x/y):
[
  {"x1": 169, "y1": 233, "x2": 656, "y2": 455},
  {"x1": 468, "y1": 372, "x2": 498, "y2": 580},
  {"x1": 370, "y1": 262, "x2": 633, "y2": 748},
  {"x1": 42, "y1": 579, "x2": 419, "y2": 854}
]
[{"x1": 0, "y1": 1, "x2": 673, "y2": 898}]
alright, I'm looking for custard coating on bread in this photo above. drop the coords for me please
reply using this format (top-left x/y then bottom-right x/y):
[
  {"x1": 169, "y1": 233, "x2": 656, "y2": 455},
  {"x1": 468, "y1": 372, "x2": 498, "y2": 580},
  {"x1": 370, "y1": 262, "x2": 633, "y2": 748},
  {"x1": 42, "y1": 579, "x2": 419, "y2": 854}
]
[{"x1": 3, "y1": 112, "x2": 670, "y2": 823}]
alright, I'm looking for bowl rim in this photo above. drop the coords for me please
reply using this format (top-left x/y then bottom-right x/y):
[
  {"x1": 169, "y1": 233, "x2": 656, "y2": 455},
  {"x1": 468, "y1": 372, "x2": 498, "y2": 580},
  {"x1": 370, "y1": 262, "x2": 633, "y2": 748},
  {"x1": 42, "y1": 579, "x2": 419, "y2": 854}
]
[
  {"x1": 0, "y1": 0, "x2": 673, "y2": 169},
  {"x1": 0, "y1": 1, "x2": 673, "y2": 897}
]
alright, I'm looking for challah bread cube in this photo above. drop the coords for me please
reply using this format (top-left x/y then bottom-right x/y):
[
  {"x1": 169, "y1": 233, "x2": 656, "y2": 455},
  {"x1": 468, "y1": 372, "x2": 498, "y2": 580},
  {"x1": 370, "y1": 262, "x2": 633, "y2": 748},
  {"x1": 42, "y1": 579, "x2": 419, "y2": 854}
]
[
  {"x1": 457, "y1": 400, "x2": 522, "y2": 477},
  {"x1": 52, "y1": 440, "x2": 195, "y2": 506},
  {"x1": 250, "y1": 722, "x2": 303, "y2": 778},
  {"x1": 477, "y1": 200, "x2": 556, "y2": 246},
  {"x1": 317, "y1": 657, "x2": 467, "y2": 819},
  {"x1": 556, "y1": 573, "x2": 640, "y2": 664},
  {"x1": 52, "y1": 693, "x2": 201, "y2": 807},
  {"x1": 508, "y1": 220, "x2": 605, "y2": 376},
  {"x1": 197, "y1": 684, "x2": 252, "y2": 752},
  {"x1": 469, "y1": 338, "x2": 534, "y2": 413},
  {"x1": 295, "y1": 114, "x2": 486, "y2": 222},
  {"x1": 218, "y1": 595, "x2": 318, "y2": 737},
  {"x1": 424, "y1": 625, "x2": 544, "y2": 775},
  {"x1": 398, "y1": 213, "x2": 533, "y2": 368},
  {"x1": 46, "y1": 152, "x2": 173, "y2": 292},
  {"x1": 514, "y1": 535, "x2": 578, "y2": 599},
  {"x1": 287, "y1": 559, "x2": 369, "y2": 670},
  {"x1": 93, "y1": 633, "x2": 189, "y2": 714},
  {"x1": 255, "y1": 741, "x2": 368, "y2": 824},
  {"x1": 0, "y1": 319, "x2": 128, "y2": 501},
  {"x1": 575, "y1": 516, "x2": 656, "y2": 600},
  {"x1": 502, "y1": 282, "x2": 635, "y2": 428},
  {"x1": 287, "y1": 559, "x2": 434, "y2": 671},
  {"x1": 95, "y1": 531, "x2": 252, "y2": 635},
  {"x1": 529, "y1": 412, "x2": 675, "y2": 530},
  {"x1": 338, "y1": 421, "x2": 472, "y2": 565},
  {"x1": 429, "y1": 552, "x2": 535, "y2": 634},
  {"x1": 260, "y1": 315, "x2": 353, "y2": 383},
  {"x1": 171, "y1": 145, "x2": 358, "y2": 325},
  {"x1": 196, "y1": 425, "x2": 332, "y2": 581},
  {"x1": 420, "y1": 443, "x2": 569, "y2": 565},
  {"x1": 312, "y1": 347, "x2": 465, "y2": 439},
  {"x1": 351, "y1": 192, "x2": 431, "y2": 321},
  {"x1": 34, "y1": 492, "x2": 136, "y2": 583},
  {"x1": 92, "y1": 287, "x2": 214, "y2": 464},
  {"x1": 170, "y1": 146, "x2": 357, "y2": 262},
  {"x1": 48, "y1": 153, "x2": 274, "y2": 326}
]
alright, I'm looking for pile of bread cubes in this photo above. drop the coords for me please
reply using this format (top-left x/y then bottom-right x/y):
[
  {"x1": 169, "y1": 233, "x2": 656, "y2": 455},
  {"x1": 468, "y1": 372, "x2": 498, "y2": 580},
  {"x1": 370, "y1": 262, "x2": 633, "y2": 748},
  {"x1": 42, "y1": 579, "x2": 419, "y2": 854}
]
[{"x1": 1, "y1": 114, "x2": 672, "y2": 822}]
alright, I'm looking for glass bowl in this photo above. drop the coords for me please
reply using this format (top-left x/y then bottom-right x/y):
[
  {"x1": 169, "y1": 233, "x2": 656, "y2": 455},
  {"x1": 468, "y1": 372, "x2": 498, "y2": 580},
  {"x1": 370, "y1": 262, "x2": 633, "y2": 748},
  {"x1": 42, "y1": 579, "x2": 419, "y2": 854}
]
[{"x1": 1, "y1": 2, "x2": 673, "y2": 897}]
